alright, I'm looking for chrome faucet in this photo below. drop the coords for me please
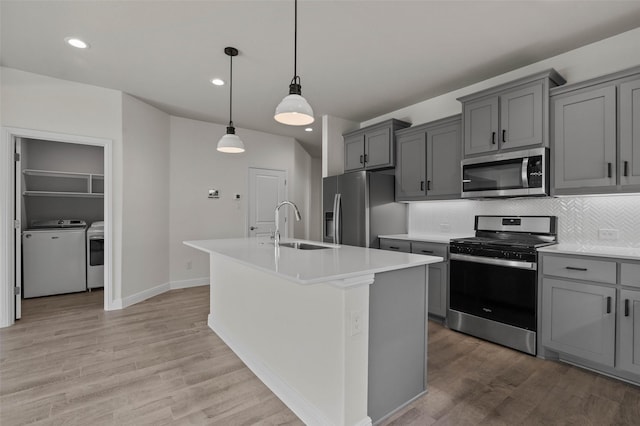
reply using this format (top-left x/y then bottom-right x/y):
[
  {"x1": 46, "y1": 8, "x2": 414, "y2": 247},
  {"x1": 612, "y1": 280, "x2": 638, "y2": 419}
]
[{"x1": 274, "y1": 201, "x2": 302, "y2": 248}]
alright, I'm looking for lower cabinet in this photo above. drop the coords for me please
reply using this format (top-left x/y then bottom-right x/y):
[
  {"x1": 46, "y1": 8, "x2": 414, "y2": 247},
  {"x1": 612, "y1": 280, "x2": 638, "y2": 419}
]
[
  {"x1": 539, "y1": 253, "x2": 640, "y2": 384},
  {"x1": 541, "y1": 277, "x2": 616, "y2": 366},
  {"x1": 379, "y1": 238, "x2": 449, "y2": 319},
  {"x1": 619, "y1": 289, "x2": 640, "y2": 376}
]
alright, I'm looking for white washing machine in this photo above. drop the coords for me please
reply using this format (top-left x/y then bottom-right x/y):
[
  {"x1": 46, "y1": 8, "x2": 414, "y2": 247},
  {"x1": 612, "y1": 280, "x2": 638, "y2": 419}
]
[
  {"x1": 22, "y1": 219, "x2": 87, "y2": 298},
  {"x1": 87, "y1": 221, "x2": 104, "y2": 289}
]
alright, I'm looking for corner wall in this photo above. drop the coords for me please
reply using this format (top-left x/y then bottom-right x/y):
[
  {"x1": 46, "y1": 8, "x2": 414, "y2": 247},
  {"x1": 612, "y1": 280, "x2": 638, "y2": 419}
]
[{"x1": 121, "y1": 94, "x2": 170, "y2": 300}]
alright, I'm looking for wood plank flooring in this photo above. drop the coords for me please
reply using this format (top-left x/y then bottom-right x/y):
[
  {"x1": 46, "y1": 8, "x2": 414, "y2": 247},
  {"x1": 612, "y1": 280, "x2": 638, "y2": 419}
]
[{"x1": 1, "y1": 287, "x2": 639, "y2": 425}]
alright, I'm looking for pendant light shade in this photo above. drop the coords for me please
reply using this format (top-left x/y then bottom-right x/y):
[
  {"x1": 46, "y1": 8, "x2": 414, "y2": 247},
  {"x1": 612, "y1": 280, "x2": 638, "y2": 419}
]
[
  {"x1": 274, "y1": 0, "x2": 314, "y2": 126},
  {"x1": 217, "y1": 47, "x2": 245, "y2": 153}
]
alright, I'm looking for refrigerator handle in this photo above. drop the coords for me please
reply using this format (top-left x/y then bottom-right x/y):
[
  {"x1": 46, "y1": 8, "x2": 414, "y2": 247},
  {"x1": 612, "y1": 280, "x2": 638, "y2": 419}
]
[{"x1": 333, "y1": 193, "x2": 341, "y2": 244}]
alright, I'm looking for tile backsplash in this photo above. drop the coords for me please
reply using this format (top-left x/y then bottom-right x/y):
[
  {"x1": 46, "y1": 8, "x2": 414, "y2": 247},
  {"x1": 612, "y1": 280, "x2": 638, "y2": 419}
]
[{"x1": 409, "y1": 195, "x2": 640, "y2": 248}]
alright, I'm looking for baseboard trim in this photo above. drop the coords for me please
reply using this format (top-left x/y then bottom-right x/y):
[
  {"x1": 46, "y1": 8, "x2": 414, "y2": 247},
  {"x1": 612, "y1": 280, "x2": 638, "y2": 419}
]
[
  {"x1": 170, "y1": 277, "x2": 209, "y2": 289},
  {"x1": 111, "y1": 278, "x2": 208, "y2": 310},
  {"x1": 115, "y1": 282, "x2": 170, "y2": 309},
  {"x1": 208, "y1": 314, "x2": 339, "y2": 426}
]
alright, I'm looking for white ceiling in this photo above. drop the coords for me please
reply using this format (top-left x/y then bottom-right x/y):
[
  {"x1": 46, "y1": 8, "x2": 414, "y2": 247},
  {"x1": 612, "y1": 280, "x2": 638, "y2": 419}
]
[{"x1": 2, "y1": 1, "x2": 640, "y2": 157}]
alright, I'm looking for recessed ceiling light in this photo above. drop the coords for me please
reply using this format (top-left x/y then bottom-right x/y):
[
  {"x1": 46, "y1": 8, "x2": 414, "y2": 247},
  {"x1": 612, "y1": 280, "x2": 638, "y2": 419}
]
[
  {"x1": 210, "y1": 78, "x2": 225, "y2": 86},
  {"x1": 65, "y1": 37, "x2": 89, "y2": 49},
  {"x1": 304, "y1": 127, "x2": 313, "y2": 132}
]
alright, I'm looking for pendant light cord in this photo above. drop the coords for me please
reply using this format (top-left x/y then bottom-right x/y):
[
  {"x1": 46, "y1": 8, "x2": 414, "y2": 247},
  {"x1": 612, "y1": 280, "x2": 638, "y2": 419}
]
[
  {"x1": 229, "y1": 51, "x2": 233, "y2": 126},
  {"x1": 293, "y1": 0, "x2": 297, "y2": 81}
]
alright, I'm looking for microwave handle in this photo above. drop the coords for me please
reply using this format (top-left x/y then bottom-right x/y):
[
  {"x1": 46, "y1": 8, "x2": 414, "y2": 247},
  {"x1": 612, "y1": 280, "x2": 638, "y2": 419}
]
[{"x1": 521, "y1": 157, "x2": 529, "y2": 188}]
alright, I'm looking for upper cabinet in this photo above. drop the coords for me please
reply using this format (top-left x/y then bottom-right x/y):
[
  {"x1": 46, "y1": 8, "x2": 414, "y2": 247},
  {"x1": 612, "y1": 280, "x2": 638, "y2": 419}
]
[
  {"x1": 395, "y1": 115, "x2": 461, "y2": 201},
  {"x1": 458, "y1": 69, "x2": 565, "y2": 158},
  {"x1": 343, "y1": 119, "x2": 411, "y2": 172},
  {"x1": 551, "y1": 66, "x2": 640, "y2": 195}
]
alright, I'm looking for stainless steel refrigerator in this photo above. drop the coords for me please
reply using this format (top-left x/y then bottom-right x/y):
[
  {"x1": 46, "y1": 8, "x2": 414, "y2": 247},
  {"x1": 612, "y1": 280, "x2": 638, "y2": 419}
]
[{"x1": 322, "y1": 171, "x2": 407, "y2": 248}]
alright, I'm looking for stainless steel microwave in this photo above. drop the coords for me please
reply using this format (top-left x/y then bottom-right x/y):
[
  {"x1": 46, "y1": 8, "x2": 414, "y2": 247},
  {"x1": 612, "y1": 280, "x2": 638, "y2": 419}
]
[{"x1": 461, "y1": 148, "x2": 549, "y2": 198}]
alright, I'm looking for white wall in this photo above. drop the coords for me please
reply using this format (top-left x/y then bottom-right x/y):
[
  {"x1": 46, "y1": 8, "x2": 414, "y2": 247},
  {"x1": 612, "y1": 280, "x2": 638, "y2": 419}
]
[
  {"x1": 0, "y1": 67, "x2": 125, "y2": 304},
  {"x1": 168, "y1": 116, "x2": 314, "y2": 285},
  {"x1": 322, "y1": 114, "x2": 358, "y2": 178},
  {"x1": 362, "y1": 27, "x2": 640, "y2": 128},
  {"x1": 121, "y1": 94, "x2": 170, "y2": 299}
]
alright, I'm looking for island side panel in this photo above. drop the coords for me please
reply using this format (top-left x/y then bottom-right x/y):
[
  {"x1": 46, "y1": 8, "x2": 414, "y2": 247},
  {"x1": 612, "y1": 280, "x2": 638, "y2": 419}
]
[
  {"x1": 368, "y1": 265, "x2": 428, "y2": 424},
  {"x1": 207, "y1": 255, "x2": 371, "y2": 426}
]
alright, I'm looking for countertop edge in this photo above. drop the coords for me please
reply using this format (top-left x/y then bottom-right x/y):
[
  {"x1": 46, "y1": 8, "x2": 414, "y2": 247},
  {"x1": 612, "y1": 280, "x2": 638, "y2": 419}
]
[
  {"x1": 537, "y1": 244, "x2": 640, "y2": 261},
  {"x1": 184, "y1": 239, "x2": 444, "y2": 286},
  {"x1": 379, "y1": 233, "x2": 473, "y2": 244}
]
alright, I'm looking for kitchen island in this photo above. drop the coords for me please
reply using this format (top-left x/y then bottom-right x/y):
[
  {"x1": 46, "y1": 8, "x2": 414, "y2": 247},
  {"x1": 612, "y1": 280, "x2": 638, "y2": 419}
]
[{"x1": 184, "y1": 238, "x2": 443, "y2": 426}]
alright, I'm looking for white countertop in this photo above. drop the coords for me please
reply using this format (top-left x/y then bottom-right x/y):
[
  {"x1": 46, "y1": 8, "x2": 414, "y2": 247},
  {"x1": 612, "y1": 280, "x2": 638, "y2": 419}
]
[
  {"x1": 538, "y1": 244, "x2": 640, "y2": 261},
  {"x1": 379, "y1": 233, "x2": 474, "y2": 244},
  {"x1": 184, "y1": 238, "x2": 443, "y2": 285}
]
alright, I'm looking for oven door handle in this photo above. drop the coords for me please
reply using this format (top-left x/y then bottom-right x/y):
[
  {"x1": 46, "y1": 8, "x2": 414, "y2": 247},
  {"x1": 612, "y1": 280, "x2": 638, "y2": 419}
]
[{"x1": 450, "y1": 253, "x2": 537, "y2": 270}]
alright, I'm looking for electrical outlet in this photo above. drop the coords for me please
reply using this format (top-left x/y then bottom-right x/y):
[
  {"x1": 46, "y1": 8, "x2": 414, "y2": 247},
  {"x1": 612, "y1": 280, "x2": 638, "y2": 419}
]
[
  {"x1": 598, "y1": 229, "x2": 619, "y2": 241},
  {"x1": 439, "y1": 223, "x2": 451, "y2": 232},
  {"x1": 350, "y1": 311, "x2": 362, "y2": 336},
  {"x1": 186, "y1": 261, "x2": 192, "y2": 270},
  {"x1": 208, "y1": 189, "x2": 219, "y2": 199}
]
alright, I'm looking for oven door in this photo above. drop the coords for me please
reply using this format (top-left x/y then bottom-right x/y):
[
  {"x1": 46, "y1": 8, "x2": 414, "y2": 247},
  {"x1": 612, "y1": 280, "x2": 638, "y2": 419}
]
[{"x1": 449, "y1": 254, "x2": 537, "y2": 331}]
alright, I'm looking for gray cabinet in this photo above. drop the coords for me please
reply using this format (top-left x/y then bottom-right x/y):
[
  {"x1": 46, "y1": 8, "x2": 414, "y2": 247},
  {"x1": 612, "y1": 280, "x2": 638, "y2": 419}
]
[
  {"x1": 395, "y1": 115, "x2": 461, "y2": 201},
  {"x1": 552, "y1": 86, "x2": 617, "y2": 191},
  {"x1": 540, "y1": 253, "x2": 640, "y2": 385},
  {"x1": 379, "y1": 238, "x2": 449, "y2": 320},
  {"x1": 344, "y1": 119, "x2": 411, "y2": 172},
  {"x1": 541, "y1": 277, "x2": 616, "y2": 366},
  {"x1": 458, "y1": 69, "x2": 565, "y2": 158},
  {"x1": 619, "y1": 289, "x2": 640, "y2": 376},
  {"x1": 551, "y1": 66, "x2": 640, "y2": 195},
  {"x1": 620, "y1": 78, "x2": 640, "y2": 188}
]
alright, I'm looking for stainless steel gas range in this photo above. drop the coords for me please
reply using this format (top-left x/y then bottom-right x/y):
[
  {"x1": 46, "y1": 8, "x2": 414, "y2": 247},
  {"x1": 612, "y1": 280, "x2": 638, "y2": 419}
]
[{"x1": 447, "y1": 215, "x2": 558, "y2": 355}]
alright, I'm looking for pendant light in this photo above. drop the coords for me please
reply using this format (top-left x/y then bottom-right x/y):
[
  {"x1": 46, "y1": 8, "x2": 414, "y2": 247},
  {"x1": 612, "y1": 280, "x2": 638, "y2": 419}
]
[
  {"x1": 217, "y1": 47, "x2": 245, "y2": 153},
  {"x1": 274, "y1": 0, "x2": 314, "y2": 126}
]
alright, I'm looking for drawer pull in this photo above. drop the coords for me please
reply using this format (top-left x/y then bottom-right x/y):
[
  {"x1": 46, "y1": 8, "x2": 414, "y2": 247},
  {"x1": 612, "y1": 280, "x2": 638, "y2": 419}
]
[
  {"x1": 606, "y1": 296, "x2": 612, "y2": 314},
  {"x1": 625, "y1": 299, "x2": 630, "y2": 317},
  {"x1": 421, "y1": 250, "x2": 434, "y2": 254},
  {"x1": 566, "y1": 266, "x2": 588, "y2": 272},
  {"x1": 389, "y1": 246, "x2": 399, "y2": 250}
]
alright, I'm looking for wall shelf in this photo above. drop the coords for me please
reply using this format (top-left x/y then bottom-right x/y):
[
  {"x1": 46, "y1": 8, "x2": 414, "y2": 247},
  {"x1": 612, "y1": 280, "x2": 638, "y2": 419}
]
[{"x1": 22, "y1": 168, "x2": 104, "y2": 198}]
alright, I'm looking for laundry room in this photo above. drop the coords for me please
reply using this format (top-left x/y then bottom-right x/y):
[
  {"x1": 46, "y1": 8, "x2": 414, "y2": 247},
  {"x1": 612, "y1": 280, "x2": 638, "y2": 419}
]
[{"x1": 19, "y1": 138, "x2": 105, "y2": 301}]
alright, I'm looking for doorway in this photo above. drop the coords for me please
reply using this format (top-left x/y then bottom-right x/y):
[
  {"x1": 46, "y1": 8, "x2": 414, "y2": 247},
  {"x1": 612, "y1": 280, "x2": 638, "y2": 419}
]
[
  {"x1": 1, "y1": 127, "x2": 113, "y2": 328},
  {"x1": 247, "y1": 168, "x2": 287, "y2": 240}
]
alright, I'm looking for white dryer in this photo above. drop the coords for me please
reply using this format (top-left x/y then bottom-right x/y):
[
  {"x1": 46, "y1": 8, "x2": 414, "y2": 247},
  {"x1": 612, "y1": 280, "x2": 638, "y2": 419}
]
[
  {"x1": 22, "y1": 220, "x2": 87, "y2": 298},
  {"x1": 87, "y1": 221, "x2": 104, "y2": 289}
]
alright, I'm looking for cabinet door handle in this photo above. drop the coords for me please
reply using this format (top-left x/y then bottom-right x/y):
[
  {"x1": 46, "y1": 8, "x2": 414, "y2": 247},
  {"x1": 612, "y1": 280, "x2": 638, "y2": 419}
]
[
  {"x1": 492, "y1": 132, "x2": 496, "y2": 145},
  {"x1": 606, "y1": 296, "x2": 612, "y2": 314},
  {"x1": 502, "y1": 129, "x2": 506, "y2": 143},
  {"x1": 625, "y1": 299, "x2": 630, "y2": 317},
  {"x1": 608, "y1": 162, "x2": 612, "y2": 178},
  {"x1": 624, "y1": 161, "x2": 629, "y2": 177},
  {"x1": 359, "y1": 155, "x2": 364, "y2": 164},
  {"x1": 566, "y1": 266, "x2": 587, "y2": 271},
  {"x1": 427, "y1": 180, "x2": 431, "y2": 190},
  {"x1": 420, "y1": 181, "x2": 425, "y2": 191},
  {"x1": 364, "y1": 154, "x2": 368, "y2": 163}
]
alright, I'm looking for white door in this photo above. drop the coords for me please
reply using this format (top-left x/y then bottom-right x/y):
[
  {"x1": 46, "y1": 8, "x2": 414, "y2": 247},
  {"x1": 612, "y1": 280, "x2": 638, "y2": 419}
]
[
  {"x1": 248, "y1": 168, "x2": 287, "y2": 240},
  {"x1": 14, "y1": 137, "x2": 22, "y2": 319}
]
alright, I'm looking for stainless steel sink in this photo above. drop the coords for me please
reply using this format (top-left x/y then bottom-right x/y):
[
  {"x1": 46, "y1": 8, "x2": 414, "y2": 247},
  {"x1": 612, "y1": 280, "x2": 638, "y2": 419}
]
[{"x1": 276, "y1": 242, "x2": 334, "y2": 250}]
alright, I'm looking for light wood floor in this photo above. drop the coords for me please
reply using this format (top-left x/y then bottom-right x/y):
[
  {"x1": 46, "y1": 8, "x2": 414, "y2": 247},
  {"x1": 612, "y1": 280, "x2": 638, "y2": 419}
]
[{"x1": 1, "y1": 287, "x2": 639, "y2": 425}]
